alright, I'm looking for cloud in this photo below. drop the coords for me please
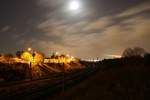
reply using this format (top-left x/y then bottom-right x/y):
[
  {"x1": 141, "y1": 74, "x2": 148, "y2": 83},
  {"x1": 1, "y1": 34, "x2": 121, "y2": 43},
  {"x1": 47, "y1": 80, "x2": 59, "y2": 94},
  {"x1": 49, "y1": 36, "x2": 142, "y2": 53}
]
[
  {"x1": 31, "y1": 1, "x2": 150, "y2": 59},
  {"x1": 116, "y1": 1, "x2": 150, "y2": 18},
  {"x1": 1, "y1": 25, "x2": 10, "y2": 32},
  {"x1": 96, "y1": 16, "x2": 150, "y2": 53},
  {"x1": 82, "y1": 17, "x2": 112, "y2": 32},
  {"x1": 37, "y1": 0, "x2": 65, "y2": 8}
]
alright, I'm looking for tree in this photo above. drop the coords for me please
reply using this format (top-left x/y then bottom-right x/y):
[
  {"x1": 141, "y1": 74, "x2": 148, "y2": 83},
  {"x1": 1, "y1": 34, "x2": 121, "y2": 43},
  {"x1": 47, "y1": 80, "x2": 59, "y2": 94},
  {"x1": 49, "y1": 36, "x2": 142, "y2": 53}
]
[
  {"x1": 34, "y1": 51, "x2": 45, "y2": 63},
  {"x1": 122, "y1": 47, "x2": 146, "y2": 58},
  {"x1": 3, "y1": 54, "x2": 14, "y2": 63},
  {"x1": 16, "y1": 51, "x2": 24, "y2": 58},
  {"x1": 133, "y1": 47, "x2": 146, "y2": 57},
  {"x1": 122, "y1": 48, "x2": 134, "y2": 57},
  {"x1": 144, "y1": 53, "x2": 150, "y2": 64},
  {"x1": 4, "y1": 54, "x2": 14, "y2": 58}
]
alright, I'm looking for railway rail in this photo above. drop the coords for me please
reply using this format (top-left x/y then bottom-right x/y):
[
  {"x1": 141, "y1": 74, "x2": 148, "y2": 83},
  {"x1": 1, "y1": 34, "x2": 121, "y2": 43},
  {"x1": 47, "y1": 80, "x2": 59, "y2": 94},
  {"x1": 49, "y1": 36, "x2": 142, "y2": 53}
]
[{"x1": 0, "y1": 63, "x2": 100, "y2": 100}]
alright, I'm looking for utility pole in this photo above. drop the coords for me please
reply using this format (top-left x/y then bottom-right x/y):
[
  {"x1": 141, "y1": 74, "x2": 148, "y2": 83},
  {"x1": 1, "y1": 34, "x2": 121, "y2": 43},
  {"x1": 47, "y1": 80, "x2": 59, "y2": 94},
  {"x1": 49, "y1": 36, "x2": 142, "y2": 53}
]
[
  {"x1": 60, "y1": 62, "x2": 65, "y2": 97},
  {"x1": 31, "y1": 52, "x2": 35, "y2": 80},
  {"x1": 29, "y1": 61, "x2": 32, "y2": 80},
  {"x1": 62, "y1": 62, "x2": 65, "y2": 93}
]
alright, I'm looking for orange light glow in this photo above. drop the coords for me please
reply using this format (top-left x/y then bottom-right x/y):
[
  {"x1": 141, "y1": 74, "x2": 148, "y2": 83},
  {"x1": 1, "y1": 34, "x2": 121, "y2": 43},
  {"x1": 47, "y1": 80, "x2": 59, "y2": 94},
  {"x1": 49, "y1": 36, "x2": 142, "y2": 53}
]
[
  {"x1": 21, "y1": 52, "x2": 33, "y2": 62},
  {"x1": 44, "y1": 55, "x2": 78, "y2": 64}
]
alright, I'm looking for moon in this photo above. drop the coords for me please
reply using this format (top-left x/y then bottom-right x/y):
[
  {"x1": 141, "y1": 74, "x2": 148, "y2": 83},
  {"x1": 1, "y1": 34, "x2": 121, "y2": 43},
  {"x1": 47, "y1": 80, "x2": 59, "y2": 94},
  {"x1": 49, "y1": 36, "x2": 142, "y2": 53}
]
[{"x1": 69, "y1": 1, "x2": 80, "y2": 11}]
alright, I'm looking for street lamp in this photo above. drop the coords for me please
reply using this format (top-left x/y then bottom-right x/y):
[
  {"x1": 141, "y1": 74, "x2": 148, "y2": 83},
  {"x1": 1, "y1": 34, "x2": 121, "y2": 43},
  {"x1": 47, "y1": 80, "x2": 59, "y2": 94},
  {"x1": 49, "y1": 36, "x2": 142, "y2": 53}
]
[
  {"x1": 27, "y1": 48, "x2": 36, "y2": 79},
  {"x1": 28, "y1": 48, "x2": 32, "y2": 52}
]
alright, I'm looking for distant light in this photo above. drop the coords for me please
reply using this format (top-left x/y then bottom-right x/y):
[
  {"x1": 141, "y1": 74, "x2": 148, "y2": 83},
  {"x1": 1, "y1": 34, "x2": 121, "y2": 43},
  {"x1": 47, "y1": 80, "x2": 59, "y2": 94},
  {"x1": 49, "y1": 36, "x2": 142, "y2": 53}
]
[
  {"x1": 105, "y1": 55, "x2": 122, "y2": 58},
  {"x1": 69, "y1": 1, "x2": 80, "y2": 11},
  {"x1": 71, "y1": 56, "x2": 74, "y2": 59},
  {"x1": 55, "y1": 52, "x2": 59, "y2": 55},
  {"x1": 28, "y1": 48, "x2": 32, "y2": 52},
  {"x1": 66, "y1": 54, "x2": 70, "y2": 57}
]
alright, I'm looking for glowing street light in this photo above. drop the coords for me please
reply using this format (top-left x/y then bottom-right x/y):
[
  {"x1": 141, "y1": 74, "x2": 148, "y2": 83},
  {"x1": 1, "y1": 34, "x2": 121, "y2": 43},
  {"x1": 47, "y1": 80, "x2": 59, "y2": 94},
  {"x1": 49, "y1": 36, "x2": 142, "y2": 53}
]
[
  {"x1": 27, "y1": 48, "x2": 32, "y2": 52},
  {"x1": 55, "y1": 52, "x2": 59, "y2": 55}
]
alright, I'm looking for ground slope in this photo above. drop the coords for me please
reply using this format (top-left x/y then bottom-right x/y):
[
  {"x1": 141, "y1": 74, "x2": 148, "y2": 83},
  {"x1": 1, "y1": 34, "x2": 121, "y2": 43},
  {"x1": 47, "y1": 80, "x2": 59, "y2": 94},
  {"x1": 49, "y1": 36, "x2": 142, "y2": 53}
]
[{"x1": 50, "y1": 60, "x2": 150, "y2": 100}]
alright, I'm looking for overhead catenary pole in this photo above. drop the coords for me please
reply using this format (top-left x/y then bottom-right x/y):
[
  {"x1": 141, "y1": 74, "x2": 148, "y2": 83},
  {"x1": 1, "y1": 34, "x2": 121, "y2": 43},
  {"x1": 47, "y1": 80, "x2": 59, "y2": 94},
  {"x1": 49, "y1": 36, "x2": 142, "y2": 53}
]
[
  {"x1": 62, "y1": 62, "x2": 65, "y2": 93},
  {"x1": 29, "y1": 61, "x2": 32, "y2": 80}
]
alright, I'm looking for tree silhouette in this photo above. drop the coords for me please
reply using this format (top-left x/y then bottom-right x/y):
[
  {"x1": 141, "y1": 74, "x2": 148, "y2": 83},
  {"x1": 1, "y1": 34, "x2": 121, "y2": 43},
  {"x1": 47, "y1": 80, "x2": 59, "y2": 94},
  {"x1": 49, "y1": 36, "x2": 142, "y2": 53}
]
[
  {"x1": 133, "y1": 47, "x2": 146, "y2": 57},
  {"x1": 16, "y1": 51, "x2": 24, "y2": 58},
  {"x1": 144, "y1": 53, "x2": 150, "y2": 64},
  {"x1": 4, "y1": 54, "x2": 14, "y2": 58},
  {"x1": 122, "y1": 47, "x2": 146, "y2": 57},
  {"x1": 3, "y1": 54, "x2": 14, "y2": 63}
]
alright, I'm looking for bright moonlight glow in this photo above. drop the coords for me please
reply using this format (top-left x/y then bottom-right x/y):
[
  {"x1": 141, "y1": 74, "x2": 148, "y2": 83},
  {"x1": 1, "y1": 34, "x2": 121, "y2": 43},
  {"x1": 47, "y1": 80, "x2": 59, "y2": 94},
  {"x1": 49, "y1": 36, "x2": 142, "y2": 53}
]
[{"x1": 69, "y1": 1, "x2": 80, "y2": 11}]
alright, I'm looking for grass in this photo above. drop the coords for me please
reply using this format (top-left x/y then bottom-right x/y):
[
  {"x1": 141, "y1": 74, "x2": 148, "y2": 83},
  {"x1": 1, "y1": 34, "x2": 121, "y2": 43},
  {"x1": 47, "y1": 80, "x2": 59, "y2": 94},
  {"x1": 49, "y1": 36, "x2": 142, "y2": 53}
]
[{"x1": 50, "y1": 59, "x2": 150, "y2": 100}]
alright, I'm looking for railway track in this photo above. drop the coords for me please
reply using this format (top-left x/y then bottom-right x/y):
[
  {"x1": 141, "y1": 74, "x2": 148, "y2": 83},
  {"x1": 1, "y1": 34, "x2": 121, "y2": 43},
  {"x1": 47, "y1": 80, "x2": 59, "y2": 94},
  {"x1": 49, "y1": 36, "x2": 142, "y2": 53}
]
[{"x1": 0, "y1": 64, "x2": 99, "y2": 100}]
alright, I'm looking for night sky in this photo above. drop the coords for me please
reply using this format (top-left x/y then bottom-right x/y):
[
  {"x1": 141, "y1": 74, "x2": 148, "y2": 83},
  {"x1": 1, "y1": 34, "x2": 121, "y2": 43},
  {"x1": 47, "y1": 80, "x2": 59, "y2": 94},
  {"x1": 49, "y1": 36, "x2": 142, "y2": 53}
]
[{"x1": 0, "y1": 0, "x2": 150, "y2": 59}]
